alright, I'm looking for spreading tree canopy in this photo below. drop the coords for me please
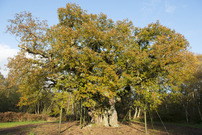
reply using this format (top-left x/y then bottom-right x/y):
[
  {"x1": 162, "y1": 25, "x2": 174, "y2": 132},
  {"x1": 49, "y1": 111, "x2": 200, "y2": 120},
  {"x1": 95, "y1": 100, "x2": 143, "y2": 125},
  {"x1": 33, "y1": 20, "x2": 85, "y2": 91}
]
[{"x1": 7, "y1": 3, "x2": 196, "y2": 127}]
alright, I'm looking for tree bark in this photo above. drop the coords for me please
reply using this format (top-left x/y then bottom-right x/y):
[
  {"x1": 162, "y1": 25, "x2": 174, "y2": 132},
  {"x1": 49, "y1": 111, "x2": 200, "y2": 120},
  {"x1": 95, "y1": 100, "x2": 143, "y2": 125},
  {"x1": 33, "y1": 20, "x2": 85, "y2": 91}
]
[
  {"x1": 37, "y1": 102, "x2": 40, "y2": 114},
  {"x1": 103, "y1": 110, "x2": 109, "y2": 126},
  {"x1": 59, "y1": 102, "x2": 63, "y2": 133},
  {"x1": 88, "y1": 98, "x2": 119, "y2": 127},
  {"x1": 149, "y1": 109, "x2": 154, "y2": 129},
  {"x1": 83, "y1": 107, "x2": 86, "y2": 127},
  {"x1": 80, "y1": 101, "x2": 82, "y2": 129},
  {"x1": 109, "y1": 105, "x2": 119, "y2": 127},
  {"x1": 133, "y1": 107, "x2": 138, "y2": 119},
  {"x1": 137, "y1": 108, "x2": 141, "y2": 118},
  {"x1": 128, "y1": 108, "x2": 132, "y2": 120},
  {"x1": 93, "y1": 114, "x2": 104, "y2": 126},
  {"x1": 108, "y1": 98, "x2": 119, "y2": 127},
  {"x1": 144, "y1": 106, "x2": 147, "y2": 134},
  {"x1": 72, "y1": 101, "x2": 74, "y2": 115},
  {"x1": 183, "y1": 104, "x2": 189, "y2": 123},
  {"x1": 66, "y1": 93, "x2": 71, "y2": 115}
]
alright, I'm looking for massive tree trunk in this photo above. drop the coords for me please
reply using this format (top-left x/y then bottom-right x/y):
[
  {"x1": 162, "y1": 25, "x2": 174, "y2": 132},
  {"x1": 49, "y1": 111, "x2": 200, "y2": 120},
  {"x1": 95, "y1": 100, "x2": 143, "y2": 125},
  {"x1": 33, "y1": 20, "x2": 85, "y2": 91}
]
[
  {"x1": 88, "y1": 98, "x2": 119, "y2": 127},
  {"x1": 103, "y1": 110, "x2": 109, "y2": 126},
  {"x1": 108, "y1": 98, "x2": 119, "y2": 127}
]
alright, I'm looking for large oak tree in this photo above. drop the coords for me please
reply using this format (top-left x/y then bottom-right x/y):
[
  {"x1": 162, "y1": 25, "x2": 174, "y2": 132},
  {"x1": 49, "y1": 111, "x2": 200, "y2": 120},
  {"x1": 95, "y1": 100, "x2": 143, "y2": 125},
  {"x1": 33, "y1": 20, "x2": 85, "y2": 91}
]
[{"x1": 7, "y1": 3, "x2": 196, "y2": 127}]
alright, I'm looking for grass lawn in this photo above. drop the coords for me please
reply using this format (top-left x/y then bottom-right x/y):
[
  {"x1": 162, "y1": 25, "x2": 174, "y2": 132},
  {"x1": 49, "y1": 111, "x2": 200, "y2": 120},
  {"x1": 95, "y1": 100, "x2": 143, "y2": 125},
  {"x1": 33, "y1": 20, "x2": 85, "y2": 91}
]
[
  {"x1": 0, "y1": 121, "x2": 202, "y2": 135},
  {"x1": 0, "y1": 121, "x2": 47, "y2": 129}
]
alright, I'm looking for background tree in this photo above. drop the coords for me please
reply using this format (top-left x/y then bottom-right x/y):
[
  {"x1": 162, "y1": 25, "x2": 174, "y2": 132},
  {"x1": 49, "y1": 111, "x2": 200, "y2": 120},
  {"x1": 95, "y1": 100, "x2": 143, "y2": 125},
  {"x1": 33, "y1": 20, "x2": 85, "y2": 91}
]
[
  {"x1": 152, "y1": 54, "x2": 200, "y2": 123},
  {"x1": 0, "y1": 72, "x2": 20, "y2": 112}
]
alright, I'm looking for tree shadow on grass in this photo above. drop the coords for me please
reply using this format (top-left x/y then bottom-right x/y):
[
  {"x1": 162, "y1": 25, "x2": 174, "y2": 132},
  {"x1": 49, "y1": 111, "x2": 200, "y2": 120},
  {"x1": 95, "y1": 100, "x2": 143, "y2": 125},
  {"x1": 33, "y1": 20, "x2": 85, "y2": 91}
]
[
  {"x1": 122, "y1": 121, "x2": 145, "y2": 133},
  {"x1": 60, "y1": 122, "x2": 78, "y2": 133},
  {"x1": 0, "y1": 123, "x2": 42, "y2": 135},
  {"x1": 124, "y1": 121, "x2": 202, "y2": 135}
]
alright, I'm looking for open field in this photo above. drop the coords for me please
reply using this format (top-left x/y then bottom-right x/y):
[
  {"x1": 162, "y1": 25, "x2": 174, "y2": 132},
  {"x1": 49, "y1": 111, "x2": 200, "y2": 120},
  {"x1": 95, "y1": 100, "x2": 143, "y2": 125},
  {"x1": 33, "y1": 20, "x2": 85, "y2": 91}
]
[{"x1": 0, "y1": 121, "x2": 202, "y2": 135}]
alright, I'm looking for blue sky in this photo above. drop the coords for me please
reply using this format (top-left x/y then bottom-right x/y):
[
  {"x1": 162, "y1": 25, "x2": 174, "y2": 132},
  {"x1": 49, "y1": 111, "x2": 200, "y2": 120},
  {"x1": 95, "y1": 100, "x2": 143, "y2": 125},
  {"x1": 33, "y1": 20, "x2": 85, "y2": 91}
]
[{"x1": 0, "y1": 0, "x2": 202, "y2": 76}]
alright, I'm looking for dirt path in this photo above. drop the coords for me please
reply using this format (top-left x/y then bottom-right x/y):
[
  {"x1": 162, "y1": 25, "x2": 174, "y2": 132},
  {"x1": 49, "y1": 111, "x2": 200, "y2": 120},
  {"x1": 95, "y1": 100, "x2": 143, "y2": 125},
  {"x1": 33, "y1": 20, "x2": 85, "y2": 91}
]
[{"x1": 0, "y1": 121, "x2": 202, "y2": 135}]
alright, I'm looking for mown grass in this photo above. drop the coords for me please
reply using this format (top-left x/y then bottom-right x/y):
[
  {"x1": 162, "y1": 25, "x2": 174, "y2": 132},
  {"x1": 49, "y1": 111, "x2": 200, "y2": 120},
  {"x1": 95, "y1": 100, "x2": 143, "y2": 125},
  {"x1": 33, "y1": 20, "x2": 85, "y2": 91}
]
[{"x1": 0, "y1": 121, "x2": 47, "y2": 129}]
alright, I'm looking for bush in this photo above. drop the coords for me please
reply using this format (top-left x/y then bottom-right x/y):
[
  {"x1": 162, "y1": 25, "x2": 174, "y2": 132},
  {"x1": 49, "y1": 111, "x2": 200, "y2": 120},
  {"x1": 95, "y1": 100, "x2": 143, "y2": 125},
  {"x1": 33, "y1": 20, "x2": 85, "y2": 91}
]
[{"x1": 0, "y1": 112, "x2": 51, "y2": 122}]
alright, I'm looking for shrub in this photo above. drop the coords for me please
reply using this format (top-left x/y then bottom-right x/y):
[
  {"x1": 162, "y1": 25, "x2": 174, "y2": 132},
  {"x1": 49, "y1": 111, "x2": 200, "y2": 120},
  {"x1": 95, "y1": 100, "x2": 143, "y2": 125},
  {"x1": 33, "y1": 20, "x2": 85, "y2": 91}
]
[{"x1": 0, "y1": 112, "x2": 51, "y2": 122}]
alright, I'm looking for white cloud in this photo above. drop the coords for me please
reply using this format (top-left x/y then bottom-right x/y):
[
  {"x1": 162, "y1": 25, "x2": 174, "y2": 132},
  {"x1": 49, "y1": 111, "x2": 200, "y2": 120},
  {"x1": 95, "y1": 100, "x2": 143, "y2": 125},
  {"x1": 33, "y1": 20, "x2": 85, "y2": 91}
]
[
  {"x1": 141, "y1": 0, "x2": 176, "y2": 14},
  {"x1": 141, "y1": 0, "x2": 164, "y2": 18},
  {"x1": 0, "y1": 44, "x2": 19, "y2": 77},
  {"x1": 142, "y1": 0, "x2": 162, "y2": 13},
  {"x1": 165, "y1": 1, "x2": 176, "y2": 13}
]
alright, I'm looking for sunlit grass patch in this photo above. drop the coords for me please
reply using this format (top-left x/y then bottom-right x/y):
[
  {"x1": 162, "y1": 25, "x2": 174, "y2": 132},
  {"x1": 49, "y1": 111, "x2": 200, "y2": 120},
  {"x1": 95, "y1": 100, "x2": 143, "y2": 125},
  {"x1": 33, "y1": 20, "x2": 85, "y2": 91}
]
[{"x1": 0, "y1": 121, "x2": 47, "y2": 128}]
